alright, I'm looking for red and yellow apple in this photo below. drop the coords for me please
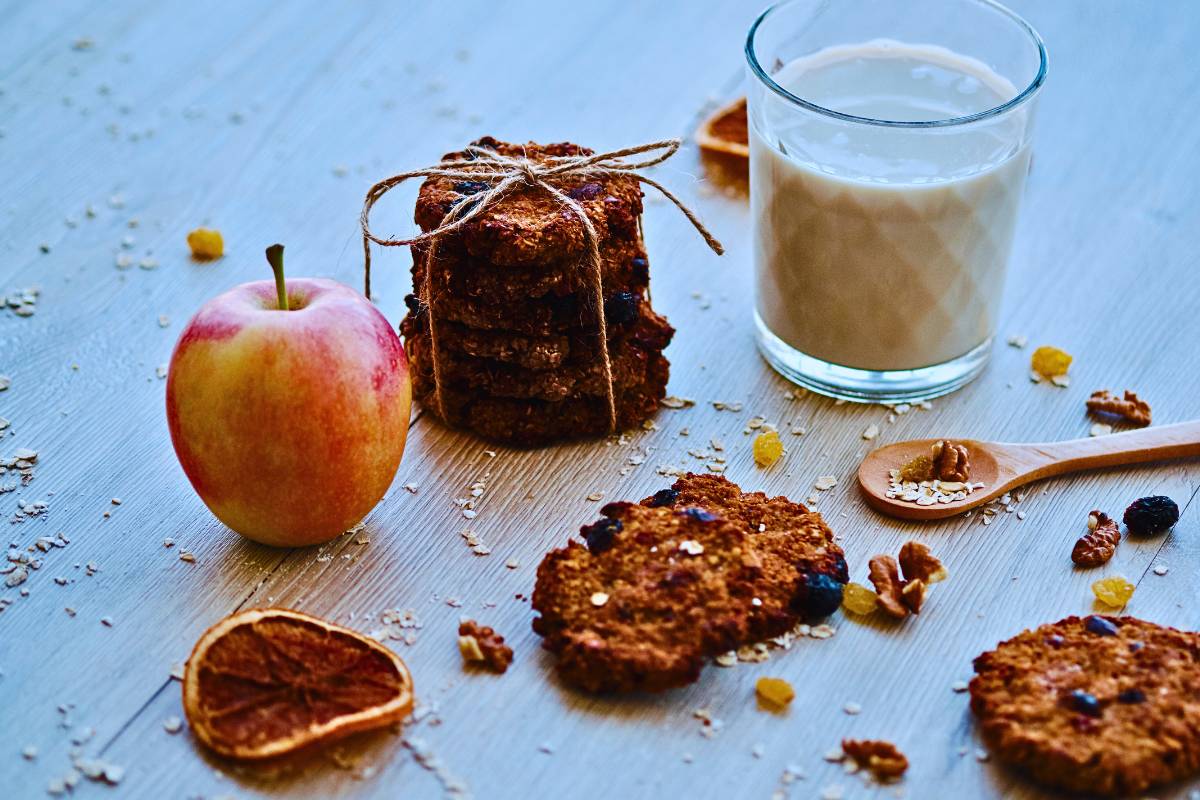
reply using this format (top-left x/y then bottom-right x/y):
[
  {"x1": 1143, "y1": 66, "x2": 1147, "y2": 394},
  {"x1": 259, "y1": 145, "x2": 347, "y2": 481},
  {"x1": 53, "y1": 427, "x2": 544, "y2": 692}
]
[{"x1": 166, "y1": 245, "x2": 410, "y2": 547}]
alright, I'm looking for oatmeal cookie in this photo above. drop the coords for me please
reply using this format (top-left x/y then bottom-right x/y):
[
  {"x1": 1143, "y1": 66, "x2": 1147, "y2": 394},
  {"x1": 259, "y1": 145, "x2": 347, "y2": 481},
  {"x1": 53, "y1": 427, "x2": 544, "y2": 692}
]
[
  {"x1": 970, "y1": 615, "x2": 1200, "y2": 796},
  {"x1": 532, "y1": 501, "x2": 828, "y2": 692},
  {"x1": 400, "y1": 296, "x2": 672, "y2": 373},
  {"x1": 638, "y1": 473, "x2": 847, "y2": 637},
  {"x1": 405, "y1": 285, "x2": 650, "y2": 337},
  {"x1": 404, "y1": 303, "x2": 673, "y2": 402},
  {"x1": 408, "y1": 332, "x2": 665, "y2": 403},
  {"x1": 414, "y1": 352, "x2": 669, "y2": 446},
  {"x1": 414, "y1": 137, "x2": 644, "y2": 267},
  {"x1": 411, "y1": 234, "x2": 649, "y2": 303}
]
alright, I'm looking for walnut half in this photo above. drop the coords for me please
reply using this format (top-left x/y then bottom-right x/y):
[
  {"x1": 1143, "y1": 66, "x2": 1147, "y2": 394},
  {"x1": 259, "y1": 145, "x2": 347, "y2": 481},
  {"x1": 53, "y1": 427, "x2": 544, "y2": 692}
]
[
  {"x1": 458, "y1": 620, "x2": 514, "y2": 674},
  {"x1": 842, "y1": 738, "x2": 909, "y2": 781},
  {"x1": 898, "y1": 541, "x2": 948, "y2": 584},
  {"x1": 1086, "y1": 389, "x2": 1151, "y2": 427},
  {"x1": 930, "y1": 440, "x2": 970, "y2": 482},
  {"x1": 1071, "y1": 510, "x2": 1120, "y2": 567},
  {"x1": 867, "y1": 555, "x2": 908, "y2": 618}
]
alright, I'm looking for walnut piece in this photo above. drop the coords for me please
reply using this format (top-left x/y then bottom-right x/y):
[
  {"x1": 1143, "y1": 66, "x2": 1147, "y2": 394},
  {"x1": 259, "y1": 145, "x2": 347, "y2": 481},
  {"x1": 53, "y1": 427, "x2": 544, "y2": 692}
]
[
  {"x1": 900, "y1": 579, "x2": 926, "y2": 614},
  {"x1": 930, "y1": 440, "x2": 970, "y2": 482},
  {"x1": 1086, "y1": 389, "x2": 1151, "y2": 427},
  {"x1": 1071, "y1": 510, "x2": 1120, "y2": 567},
  {"x1": 898, "y1": 541, "x2": 948, "y2": 584},
  {"x1": 842, "y1": 738, "x2": 909, "y2": 781},
  {"x1": 867, "y1": 555, "x2": 908, "y2": 618},
  {"x1": 458, "y1": 620, "x2": 514, "y2": 674}
]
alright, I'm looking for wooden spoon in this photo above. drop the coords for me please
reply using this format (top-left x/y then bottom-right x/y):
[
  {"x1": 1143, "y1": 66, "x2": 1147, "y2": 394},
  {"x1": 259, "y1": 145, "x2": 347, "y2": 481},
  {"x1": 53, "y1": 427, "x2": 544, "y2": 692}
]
[{"x1": 858, "y1": 420, "x2": 1200, "y2": 520}]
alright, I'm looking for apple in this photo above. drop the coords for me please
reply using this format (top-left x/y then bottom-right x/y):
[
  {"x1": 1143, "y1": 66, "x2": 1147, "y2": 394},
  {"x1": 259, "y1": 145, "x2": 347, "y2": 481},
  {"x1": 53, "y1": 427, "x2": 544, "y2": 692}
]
[{"x1": 166, "y1": 244, "x2": 411, "y2": 547}]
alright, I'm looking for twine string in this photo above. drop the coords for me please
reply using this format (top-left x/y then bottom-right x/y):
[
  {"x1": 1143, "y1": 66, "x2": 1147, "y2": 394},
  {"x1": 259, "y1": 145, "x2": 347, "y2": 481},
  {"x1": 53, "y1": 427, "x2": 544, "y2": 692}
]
[{"x1": 360, "y1": 138, "x2": 723, "y2": 431}]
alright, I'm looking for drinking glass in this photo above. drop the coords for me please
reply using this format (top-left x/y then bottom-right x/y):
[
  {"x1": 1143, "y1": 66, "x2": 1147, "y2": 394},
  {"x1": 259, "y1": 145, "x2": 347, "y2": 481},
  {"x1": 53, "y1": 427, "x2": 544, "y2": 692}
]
[{"x1": 746, "y1": 0, "x2": 1046, "y2": 401}]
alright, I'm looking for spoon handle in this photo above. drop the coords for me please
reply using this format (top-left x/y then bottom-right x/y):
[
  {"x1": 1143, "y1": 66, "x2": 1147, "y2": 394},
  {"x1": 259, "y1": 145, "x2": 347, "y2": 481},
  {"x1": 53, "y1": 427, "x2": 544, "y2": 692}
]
[{"x1": 1005, "y1": 420, "x2": 1200, "y2": 481}]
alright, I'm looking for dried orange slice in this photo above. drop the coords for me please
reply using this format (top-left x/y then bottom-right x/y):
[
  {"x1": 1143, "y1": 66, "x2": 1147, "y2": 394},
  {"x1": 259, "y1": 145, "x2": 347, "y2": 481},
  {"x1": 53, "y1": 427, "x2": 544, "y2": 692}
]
[
  {"x1": 183, "y1": 608, "x2": 413, "y2": 760},
  {"x1": 696, "y1": 97, "x2": 748, "y2": 158}
]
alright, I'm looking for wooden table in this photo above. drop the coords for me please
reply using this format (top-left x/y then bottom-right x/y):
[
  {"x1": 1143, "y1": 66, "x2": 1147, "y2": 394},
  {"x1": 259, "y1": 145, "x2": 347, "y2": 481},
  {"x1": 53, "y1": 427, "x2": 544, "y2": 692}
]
[{"x1": 3, "y1": 1, "x2": 1198, "y2": 797}]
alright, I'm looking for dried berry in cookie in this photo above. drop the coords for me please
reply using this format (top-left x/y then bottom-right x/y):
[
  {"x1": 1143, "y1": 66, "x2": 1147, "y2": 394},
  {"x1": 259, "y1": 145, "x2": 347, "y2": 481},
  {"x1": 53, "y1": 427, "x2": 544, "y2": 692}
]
[
  {"x1": 531, "y1": 501, "x2": 833, "y2": 693},
  {"x1": 1122, "y1": 495, "x2": 1179, "y2": 535},
  {"x1": 970, "y1": 615, "x2": 1200, "y2": 796},
  {"x1": 580, "y1": 516, "x2": 622, "y2": 554},
  {"x1": 800, "y1": 572, "x2": 843, "y2": 619}
]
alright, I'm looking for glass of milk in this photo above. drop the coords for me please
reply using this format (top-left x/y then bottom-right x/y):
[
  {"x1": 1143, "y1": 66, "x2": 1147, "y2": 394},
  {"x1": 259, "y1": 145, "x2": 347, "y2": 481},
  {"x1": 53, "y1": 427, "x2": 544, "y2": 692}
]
[{"x1": 746, "y1": 0, "x2": 1046, "y2": 401}]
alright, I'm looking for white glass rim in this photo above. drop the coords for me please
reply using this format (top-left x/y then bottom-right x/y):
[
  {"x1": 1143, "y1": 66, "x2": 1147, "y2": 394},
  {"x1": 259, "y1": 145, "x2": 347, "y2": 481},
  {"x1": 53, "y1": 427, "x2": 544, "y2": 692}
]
[{"x1": 745, "y1": 0, "x2": 1048, "y2": 129}]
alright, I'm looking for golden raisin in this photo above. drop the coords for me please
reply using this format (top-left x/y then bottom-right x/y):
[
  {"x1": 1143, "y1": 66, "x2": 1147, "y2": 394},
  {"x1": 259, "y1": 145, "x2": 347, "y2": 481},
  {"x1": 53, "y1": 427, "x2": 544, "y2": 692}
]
[
  {"x1": 1031, "y1": 345, "x2": 1072, "y2": 378},
  {"x1": 841, "y1": 582, "x2": 878, "y2": 616},
  {"x1": 753, "y1": 430, "x2": 783, "y2": 467},
  {"x1": 1091, "y1": 575, "x2": 1134, "y2": 607},
  {"x1": 187, "y1": 228, "x2": 224, "y2": 260},
  {"x1": 898, "y1": 454, "x2": 933, "y2": 483},
  {"x1": 755, "y1": 676, "x2": 795, "y2": 711}
]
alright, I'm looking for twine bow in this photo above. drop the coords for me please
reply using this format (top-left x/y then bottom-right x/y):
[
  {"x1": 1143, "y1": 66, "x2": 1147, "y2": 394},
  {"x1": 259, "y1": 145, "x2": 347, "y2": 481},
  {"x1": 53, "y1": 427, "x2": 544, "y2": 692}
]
[{"x1": 360, "y1": 138, "x2": 723, "y2": 432}]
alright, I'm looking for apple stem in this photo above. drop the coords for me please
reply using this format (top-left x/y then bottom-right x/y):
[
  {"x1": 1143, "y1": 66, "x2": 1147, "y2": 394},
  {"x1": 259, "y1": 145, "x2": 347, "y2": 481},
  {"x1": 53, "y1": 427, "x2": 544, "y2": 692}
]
[{"x1": 265, "y1": 244, "x2": 288, "y2": 311}]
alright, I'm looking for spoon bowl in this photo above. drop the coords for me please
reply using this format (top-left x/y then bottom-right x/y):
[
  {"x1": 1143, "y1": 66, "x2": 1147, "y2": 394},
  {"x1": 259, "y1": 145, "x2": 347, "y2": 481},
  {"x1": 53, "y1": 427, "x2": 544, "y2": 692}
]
[{"x1": 858, "y1": 421, "x2": 1200, "y2": 521}]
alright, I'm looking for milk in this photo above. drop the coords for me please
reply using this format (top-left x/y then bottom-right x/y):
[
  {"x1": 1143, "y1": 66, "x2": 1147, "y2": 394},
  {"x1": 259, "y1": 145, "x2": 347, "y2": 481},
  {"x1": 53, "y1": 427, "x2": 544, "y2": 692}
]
[{"x1": 751, "y1": 40, "x2": 1032, "y2": 372}]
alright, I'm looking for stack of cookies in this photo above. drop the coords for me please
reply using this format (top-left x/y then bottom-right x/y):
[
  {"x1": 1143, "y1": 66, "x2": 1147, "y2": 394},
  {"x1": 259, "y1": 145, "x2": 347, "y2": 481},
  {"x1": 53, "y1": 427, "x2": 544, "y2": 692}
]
[{"x1": 399, "y1": 137, "x2": 673, "y2": 446}]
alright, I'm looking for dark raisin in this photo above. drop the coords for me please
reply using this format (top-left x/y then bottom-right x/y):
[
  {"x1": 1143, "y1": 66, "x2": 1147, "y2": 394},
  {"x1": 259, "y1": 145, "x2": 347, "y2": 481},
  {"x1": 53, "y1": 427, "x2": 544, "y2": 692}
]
[
  {"x1": 829, "y1": 554, "x2": 850, "y2": 583},
  {"x1": 604, "y1": 291, "x2": 639, "y2": 325},
  {"x1": 448, "y1": 195, "x2": 482, "y2": 215},
  {"x1": 648, "y1": 488, "x2": 679, "y2": 508},
  {"x1": 1085, "y1": 616, "x2": 1120, "y2": 637},
  {"x1": 1122, "y1": 495, "x2": 1180, "y2": 535},
  {"x1": 581, "y1": 517, "x2": 622, "y2": 554},
  {"x1": 630, "y1": 256, "x2": 649, "y2": 282},
  {"x1": 682, "y1": 507, "x2": 718, "y2": 523},
  {"x1": 1066, "y1": 689, "x2": 1102, "y2": 717},
  {"x1": 567, "y1": 182, "x2": 603, "y2": 201},
  {"x1": 453, "y1": 180, "x2": 491, "y2": 196},
  {"x1": 798, "y1": 572, "x2": 843, "y2": 619},
  {"x1": 403, "y1": 294, "x2": 422, "y2": 315},
  {"x1": 1117, "y1": 688, "x2": 1146, "y2": 704}
]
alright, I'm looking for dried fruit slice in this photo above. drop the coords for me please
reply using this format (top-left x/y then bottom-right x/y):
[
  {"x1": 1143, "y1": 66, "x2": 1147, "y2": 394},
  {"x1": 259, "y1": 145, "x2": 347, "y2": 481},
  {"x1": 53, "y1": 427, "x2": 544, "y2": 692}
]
[
  {"x1": 696, "y1": 97, "x2": 749, "y2": 158},
  {"x1": 183, "y1": 608, "x2": 413, "y2": 760}
]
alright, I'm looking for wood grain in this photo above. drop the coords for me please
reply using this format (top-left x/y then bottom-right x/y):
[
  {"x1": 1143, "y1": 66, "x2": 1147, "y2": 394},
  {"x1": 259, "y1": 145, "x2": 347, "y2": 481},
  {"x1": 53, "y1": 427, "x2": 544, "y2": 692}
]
[{"x1": 1, "y1": 1, "x2": 1198, "y2": 799}]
